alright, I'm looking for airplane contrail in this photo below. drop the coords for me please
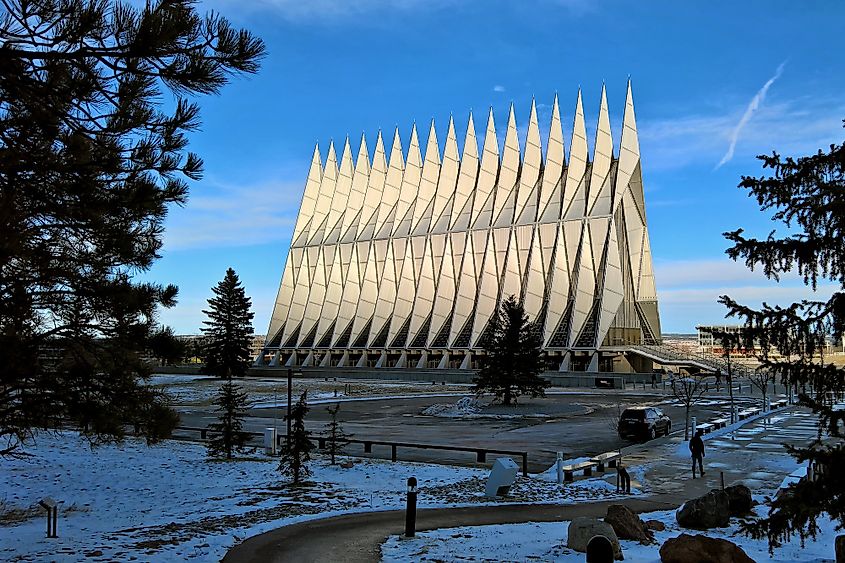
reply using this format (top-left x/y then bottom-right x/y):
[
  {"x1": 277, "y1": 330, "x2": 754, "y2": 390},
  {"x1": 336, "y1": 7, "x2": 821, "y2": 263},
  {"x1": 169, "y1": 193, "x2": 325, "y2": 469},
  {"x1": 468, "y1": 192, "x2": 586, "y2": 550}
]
[{"x1": 716, "y1": 61, "x2": 787, "y2": 169}]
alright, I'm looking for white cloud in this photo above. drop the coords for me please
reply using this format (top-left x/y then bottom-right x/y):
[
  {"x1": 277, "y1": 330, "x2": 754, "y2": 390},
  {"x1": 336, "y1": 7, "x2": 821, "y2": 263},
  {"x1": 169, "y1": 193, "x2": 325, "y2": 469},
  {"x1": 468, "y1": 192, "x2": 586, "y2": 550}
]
[
  {"x1": 493, "y1": 85, "x2": 506, "y2": 93},
  {"x1": 162, "y1": 177, "x2": 303, "y2": 251},
  {"x1": 716, "y1": 61, "x2": 787, "y2": 168}
]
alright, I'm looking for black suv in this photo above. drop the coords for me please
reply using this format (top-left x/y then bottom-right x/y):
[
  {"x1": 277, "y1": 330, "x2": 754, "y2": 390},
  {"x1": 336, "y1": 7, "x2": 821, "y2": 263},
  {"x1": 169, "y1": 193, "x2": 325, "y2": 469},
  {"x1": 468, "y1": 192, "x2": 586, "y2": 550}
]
[{"x1": 618, "y1": 407, "x2": 671, "y2": 441}]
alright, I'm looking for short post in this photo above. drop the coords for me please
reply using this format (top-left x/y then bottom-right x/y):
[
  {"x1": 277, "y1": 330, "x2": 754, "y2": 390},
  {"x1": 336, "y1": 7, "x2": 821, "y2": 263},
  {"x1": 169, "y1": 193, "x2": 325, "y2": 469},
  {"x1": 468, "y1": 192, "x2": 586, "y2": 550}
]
[
  {"x1": 38, "y1": 497, "x2": 58, "y2": 538},
  {"x1": 287, "y1": 368, "x2": 293, "y2": 447},
  {"x1": 405, "y1": 477, "x2": 418, "y2": 538},
  {"x1": 690, "y1": 416, "x2": 697, "y2": 438},
  {"x1": 556, "y1": 451, "x2": 564, "y2": 484}
]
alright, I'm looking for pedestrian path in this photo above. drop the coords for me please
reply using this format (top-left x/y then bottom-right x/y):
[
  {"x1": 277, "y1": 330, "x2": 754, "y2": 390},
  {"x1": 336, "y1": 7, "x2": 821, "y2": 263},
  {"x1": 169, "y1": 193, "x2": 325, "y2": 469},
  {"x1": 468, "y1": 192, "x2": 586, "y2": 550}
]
[{"x1": 223, "y1": 408, "x2": 818, "y2": 563}]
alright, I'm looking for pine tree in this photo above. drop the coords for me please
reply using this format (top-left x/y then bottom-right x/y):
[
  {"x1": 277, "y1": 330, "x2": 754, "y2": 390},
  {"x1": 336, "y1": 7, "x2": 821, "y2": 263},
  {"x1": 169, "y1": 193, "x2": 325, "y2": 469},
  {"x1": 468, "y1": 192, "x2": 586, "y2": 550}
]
[
  {"x1": 473, "y1": 295, "x2": 550, "y2": 405},
  {"x1": 279, "y1": 391, "x2": 314, "y2": 484},
  {"x1": 324, "y1": 403, "x2": 352, "y2": 465},
  {"x1": 0, "y1": 0, "x2": 264, "y2": 456},
  {"x1": 201, "y1": 269, "x2": 255, "y2": 379},
  {"x1": 721, "y1": 122, "x2": 845, "y2": 550},
  {"x1": 207, "y1": 381, "x2": 250, "y2": 459}
]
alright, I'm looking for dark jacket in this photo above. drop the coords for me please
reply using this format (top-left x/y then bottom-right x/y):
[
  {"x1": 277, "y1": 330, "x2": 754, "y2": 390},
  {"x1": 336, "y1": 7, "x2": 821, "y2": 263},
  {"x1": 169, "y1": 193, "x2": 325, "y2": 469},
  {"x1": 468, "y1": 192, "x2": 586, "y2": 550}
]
[{"x1": 689, "y1": 435, "x2": 705, "y2": 456}]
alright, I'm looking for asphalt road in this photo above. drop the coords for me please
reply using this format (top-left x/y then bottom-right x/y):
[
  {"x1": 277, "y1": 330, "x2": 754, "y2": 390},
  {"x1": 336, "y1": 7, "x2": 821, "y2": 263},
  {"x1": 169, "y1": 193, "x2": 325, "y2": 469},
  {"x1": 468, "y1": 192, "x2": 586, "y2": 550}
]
[{"x1": 177, "y1": 389, "x2": 763, "y2": 471}]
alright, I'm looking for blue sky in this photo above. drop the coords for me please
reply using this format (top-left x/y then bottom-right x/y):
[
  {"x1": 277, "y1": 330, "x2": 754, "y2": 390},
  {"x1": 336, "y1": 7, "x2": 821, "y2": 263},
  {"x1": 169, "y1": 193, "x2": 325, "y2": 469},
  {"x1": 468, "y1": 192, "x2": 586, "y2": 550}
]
[{"x1": 145, "y1": 0, "x2": 845, "y2": 335}]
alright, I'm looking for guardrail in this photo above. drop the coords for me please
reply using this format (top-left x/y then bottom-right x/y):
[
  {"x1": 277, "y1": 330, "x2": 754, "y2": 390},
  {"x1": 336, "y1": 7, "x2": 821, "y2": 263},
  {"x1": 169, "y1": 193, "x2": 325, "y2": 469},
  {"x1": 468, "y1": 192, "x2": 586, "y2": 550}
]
[{"x1": 175, "y1": 426, "x2": 529, "y2": 474}]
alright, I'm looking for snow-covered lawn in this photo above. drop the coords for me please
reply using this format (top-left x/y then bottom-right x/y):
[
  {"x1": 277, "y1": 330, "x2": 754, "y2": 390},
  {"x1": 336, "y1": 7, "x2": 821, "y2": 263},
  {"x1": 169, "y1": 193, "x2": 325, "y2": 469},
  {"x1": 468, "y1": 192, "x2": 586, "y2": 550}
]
[
  {"x1": 148, "y1": 373, "x2": 470, "y2": 407},
  {"x1": 381, "y1": 503, "x2": 841, "y2": 562},
  {"x1": 1, "y1": 432, "x2": 637, "y2": 561}
]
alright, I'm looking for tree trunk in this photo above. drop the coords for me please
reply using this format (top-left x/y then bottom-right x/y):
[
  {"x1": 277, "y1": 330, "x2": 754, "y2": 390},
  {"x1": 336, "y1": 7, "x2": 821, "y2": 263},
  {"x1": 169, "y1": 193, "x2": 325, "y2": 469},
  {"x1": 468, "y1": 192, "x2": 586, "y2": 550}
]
[{"x1": 684, "y1": 405, "x2": 690, "y2": 441}]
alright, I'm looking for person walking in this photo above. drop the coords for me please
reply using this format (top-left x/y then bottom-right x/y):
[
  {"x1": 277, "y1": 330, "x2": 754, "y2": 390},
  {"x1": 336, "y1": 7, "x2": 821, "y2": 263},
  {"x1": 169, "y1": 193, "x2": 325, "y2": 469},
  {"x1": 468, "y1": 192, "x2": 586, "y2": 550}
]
[
  {"x1": 689, "y1": 429, "x2": 705, "y2": 478},
  {"x1": 616, "y1": 460, "x2": 631, "y2": 493},
  {"x1": 715, "y1": 369, "x2": 722, "y2": 391},
  {"x1": 650, "y1": 372, "x2": 657, "y2": 389}
]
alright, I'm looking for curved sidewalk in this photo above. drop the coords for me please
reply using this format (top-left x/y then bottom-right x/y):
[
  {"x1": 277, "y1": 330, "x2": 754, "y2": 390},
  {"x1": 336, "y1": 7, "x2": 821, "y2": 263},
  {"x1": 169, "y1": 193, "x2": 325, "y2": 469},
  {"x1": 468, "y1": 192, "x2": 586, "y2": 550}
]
[{"x1": 222, "y1": 495, "x2": 683, "y2": 563}]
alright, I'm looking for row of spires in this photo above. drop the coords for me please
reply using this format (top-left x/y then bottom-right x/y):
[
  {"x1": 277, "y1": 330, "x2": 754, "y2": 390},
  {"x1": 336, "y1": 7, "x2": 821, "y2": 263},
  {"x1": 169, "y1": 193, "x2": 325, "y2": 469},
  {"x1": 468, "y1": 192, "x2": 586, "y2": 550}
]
[{"x1": 306, "y1": 81, "x2": 638, "y2": 176}]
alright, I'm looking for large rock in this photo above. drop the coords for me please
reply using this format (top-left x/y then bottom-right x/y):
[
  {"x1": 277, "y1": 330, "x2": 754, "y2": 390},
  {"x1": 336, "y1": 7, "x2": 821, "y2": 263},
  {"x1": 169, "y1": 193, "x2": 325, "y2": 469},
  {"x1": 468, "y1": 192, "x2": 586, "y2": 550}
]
[
  {"x1": 676, "y1": 489, "x2": 731, "y2": 529},
  {"x1": 645, "y1": 519, "x2": 666, "y2": 532},
  {"x1": 724, "y1": 484, "x2": 753, "y2": 516},
  {"x1": 605, "y1": 504, "x2": 652, "y2": 542},
  {"x1": 659, "y1": 533, "x2": 755, "y2": 563},
  {"x1": 567, "y1": 517, "x2": 624, "y2": 560}
]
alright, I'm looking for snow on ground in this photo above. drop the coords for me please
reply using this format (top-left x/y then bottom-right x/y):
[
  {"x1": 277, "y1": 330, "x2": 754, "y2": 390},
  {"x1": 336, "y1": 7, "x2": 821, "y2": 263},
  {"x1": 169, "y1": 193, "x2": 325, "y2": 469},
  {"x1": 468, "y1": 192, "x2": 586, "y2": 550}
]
[
  {"x1": 381, "y1": 504, "x2": 841, "y2": 562},
  {"x1": 148, "y1": 373, "x2": 469, "y2": 407},
  {"x1": 1, "y1": 432, "x2": 637, "y2": 562},
  {"x1": 421, "y1": 396, "x2": 589, "y2": 420}
]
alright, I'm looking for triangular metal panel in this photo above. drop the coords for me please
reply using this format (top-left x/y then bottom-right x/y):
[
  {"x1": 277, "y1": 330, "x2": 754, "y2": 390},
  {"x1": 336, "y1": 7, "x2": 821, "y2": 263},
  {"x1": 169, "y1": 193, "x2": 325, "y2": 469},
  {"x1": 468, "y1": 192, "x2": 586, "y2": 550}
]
[
  {"x1": 543, "y1": 225, "x2": 571, "y2": 346},
  {"x1": 375, "y1": 128, "x2": 404, "y2": 238},
  {"x1": 516, "y1": 99, "x2": 542, "y2": 225},
  {"x1": 291, "y1": 144, "x2": 323, "y2": 246},
  {"x1": 563, "y1": 91, "x2": 588, "y2": 220},
  {"x1": 341, "y1": 134, "x2": 371, "y2": 242},
  {"x1": 471, "y1": 109, "x2": 499, "y2": 229},
  {"x1": 449, "y1": 231, "x2": 478, "y2": 346},
  {"x1": 333, "y1": 243, "x2": 362, "y2": 347},
  {"x1": 623, "y1": 189, "x2": 645, "y2": 291},
  {"x1": 412, "y1": 120, "x2": 441, "y2": 235},
  {"x1": 639, "y1": 233, "x2": 657, "y2": 301},
  {"x1": 499, "y1": 228, "x2": 522, "y2": 303},
  {"x1": 314, "y1": 243, "x2": 346, "y2": 346},
  {"x1": 614, "y1": 80, "x2": 640, "y2": 215},
  {"x1": 432, "y1": 117, "x2": 460, "y2": 234},
  {"x1": 387, "y1": 236, "x2": 418, "y2": 347},
  {"x1": 587, "y1": 84, "x2": 613, "y2": 217},
  {"x1": 522, "y1": 224, "x2": 545, "y2": 320},
  {"x1": 493, "y1": 105, "x2": 520, "y2": 228},
  {"x1": 369, "y1": 241, "x2": 398, "y2": 347},
  {"x1": 348, "y1": 242, "x2": 379, "y2": 347},
  {"x1": 568, "y1": 223, "x2": 596, "y2": 348},
  {"x1": 407, "y1": 235, "x2": 437, "y2": 347},
  {"x1": 538, "y1": 94, "x2": 565, "y2": 224},
  {"x1": 428, "y1": 234, "x2": 456, "y2": 347},
  {"x1": 307, "y1": 141, "x2": 338, "y2": 246},
  {"x1": 450, "y1": 112, "x2": 480, "y2": 231},
  {"x1": 588, "y1": 217, "x2": 611, "y2": 284},
  {"x1": 393, "y1": 124, "x2": 422, "y2": 238},
  {"x1": 324, "y1": 138, "x2": 354, "y2": 245},
  {"x1": 563, "y1": 220, "x2": 582, "y2": 280},
  {"x1": 470, "y1": 230, "x2": 500, "y2": 346},
  {"x1": 266, "y1": 251, "x2": 296, "y2": 346},
  {"x1": 595, "y1": 220, "x2": 625, "y2": 347},
  {"x1": 297, "y1": 244, "x2": 329, "y2": 347},
  {"x1": 357, "y1": 132, "x2": 387, "y2": 241}
]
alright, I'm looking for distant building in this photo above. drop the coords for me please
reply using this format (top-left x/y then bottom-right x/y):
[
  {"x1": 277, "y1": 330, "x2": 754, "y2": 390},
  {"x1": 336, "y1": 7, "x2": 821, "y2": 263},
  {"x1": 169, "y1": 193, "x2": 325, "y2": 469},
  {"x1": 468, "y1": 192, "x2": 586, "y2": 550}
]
[{"x1": 262, "y1": 83, "x2": 661, "y2": 372}]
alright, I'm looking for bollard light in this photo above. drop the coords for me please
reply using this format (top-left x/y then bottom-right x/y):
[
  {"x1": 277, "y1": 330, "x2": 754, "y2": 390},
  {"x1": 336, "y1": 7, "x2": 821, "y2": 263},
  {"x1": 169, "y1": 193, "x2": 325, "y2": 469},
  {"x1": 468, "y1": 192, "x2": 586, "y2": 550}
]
[
  {"x1": 405, "y1": 477, "x2": 418, "y2": 538},
  {"x1": 38, "y1": 497, "x2": 58, "y2": 538}
]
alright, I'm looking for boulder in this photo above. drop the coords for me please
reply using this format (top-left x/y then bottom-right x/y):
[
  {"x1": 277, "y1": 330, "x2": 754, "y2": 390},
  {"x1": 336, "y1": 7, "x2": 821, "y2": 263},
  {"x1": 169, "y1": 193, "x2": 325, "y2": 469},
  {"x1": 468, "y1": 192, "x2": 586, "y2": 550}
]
[
  {"x1": 724, "y1": 485, "x2": 753, "y2": 516},
  {"x1": 605, "y1": 504, "x2": 652, "y2": 542},
  {"x1": 676, "y1": 489, "x2": 730, "y2": 529},
  {"x1": 659, "y1": 533, "x2": 755, "y2": 563},
  {"x1": 567, "y1": 517, "x2": 624, "y2": 560},
  {"x1": 645, "y1": 519, "x2": 666, "y2": 532}
]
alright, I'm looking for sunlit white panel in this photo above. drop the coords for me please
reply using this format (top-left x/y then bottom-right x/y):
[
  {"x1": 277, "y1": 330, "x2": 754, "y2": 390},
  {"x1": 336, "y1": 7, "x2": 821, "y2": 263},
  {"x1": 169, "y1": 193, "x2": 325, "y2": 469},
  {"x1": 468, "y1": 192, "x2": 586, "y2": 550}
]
[
  {"x1": 596, "y1": 220, "x2": 625, "y2": 347},
  {"x1": 387, "y1": 235, "x2": 418, "y2": 346},
  {"x1": 587, "y1": 84, "x2": 613, "y2": 217},
  {"x1": 297, "y1": 245, "x2": 330, "y2": 347},
  {"x1": 307, "y1": 141, "x2": 338, "y2": 246},
  {"x1": 412, "y1": 120, "x2": 441, "y2": 236},
  {"x1": 563, "y1": 220, "x2": 583, "y2": 281},
  {"x1": 449, "y1": 231, "x2": 478, "y2": 345},
  {"x1": 563, "y1": 91, "x2": 588, "y2": 220},
  {"x1": 324, "y1": 138, "x2": 354, "y2": 245},
  {"x1": 538, "y1": 95, "x2": 565, "y2": 224},
  {"x1": 516, "y1": 99, "x2": 542, "y2": 225},
  {"x1": 281, "y1": 240, "x2": 317, "y2": 346},
  {"x1": 357, "y1": 132, "x2": 387, "y2": 241},
  {"x1": 451, "y1": 113, "x2": 480, "y2": 231},
  {"x1": 543, "y1": 223, "x2": 572, "y2": 346},
  {"x1": 369, "y1": 241, "x2": 398, "y2": 347},
  {"x1": 470, "y1": 230, "x2": 500, "y2": 346},
  {"x1": 493, "y1": 105, "x2": 520, "y2": 228},
  {"x1": 623, "y1": 190, "x2": 645, "y2": 291},
  {"x1": 499, "y1": 228, "x2": 522, "y2": 304},
  {"x1": 522, "y1": 225, "x2": 546, "y2": 320},
  {"x1": 393, "y1": 124, "x2": 422, "y2": 238},
  {"x1": 568, "y1": 223, "x2": 596, "y2": 348},
  {"x1": 431, "y1": 117, "x2": 459, "y2": 234},
  {"x1": 407, "y1": 235, "x2": 437, "y2": 346},
  {"x1": 291, "y1": 144, "x2": 323, "y2": 247},
  {"x1": 315, "y1": 243, "x2": 346, "y2": 345},
  {"x1": 375, "y1": 128, "x2": 405, "y2": 239},
  {"x1": 266, "y1": 251, "x2": 296, "y2": 344},
  {"x1": 427, "y1": 233, "x2": 455, "y2": 346},
  {"x1": 639, "y1": 233, "x2": 657, "y2": 301},
  {"x1": 614, "y1": 80, "x2": 640, "y2": 215},
  {"x1": 341, "y1": 134, "x2": 371, "y2": 243},
  {"x1": 333, "y1": 242, "x2": 362, "y2": 347},
  {"x1": 471, "y1": 109, "x2": 499, "y2": 230},
  {"x1": 348, "y1": 240, "x2": 379, "y2": 347}
]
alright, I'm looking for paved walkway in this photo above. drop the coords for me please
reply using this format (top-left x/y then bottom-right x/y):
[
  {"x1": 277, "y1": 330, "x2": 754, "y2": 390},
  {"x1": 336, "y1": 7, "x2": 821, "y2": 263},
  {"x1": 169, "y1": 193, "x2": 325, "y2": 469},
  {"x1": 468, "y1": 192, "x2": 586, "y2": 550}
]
[{"x1": 224, "y1": 408, "x2": 817, "y2": 563}]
